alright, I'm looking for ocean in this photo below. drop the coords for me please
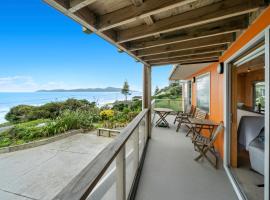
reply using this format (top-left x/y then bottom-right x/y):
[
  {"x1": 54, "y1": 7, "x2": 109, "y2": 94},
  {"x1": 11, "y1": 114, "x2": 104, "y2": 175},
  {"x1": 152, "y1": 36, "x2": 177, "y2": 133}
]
[{"x1": 0, "y1": 92, "x2": 142, "y2": 123}]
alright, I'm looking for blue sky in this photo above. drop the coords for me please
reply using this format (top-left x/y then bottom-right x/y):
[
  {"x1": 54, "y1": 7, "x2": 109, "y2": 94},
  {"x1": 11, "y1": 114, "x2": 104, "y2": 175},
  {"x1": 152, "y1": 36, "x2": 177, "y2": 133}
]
[{"x1": 0, "y1": 0, "x2": 173, "y2": 92}]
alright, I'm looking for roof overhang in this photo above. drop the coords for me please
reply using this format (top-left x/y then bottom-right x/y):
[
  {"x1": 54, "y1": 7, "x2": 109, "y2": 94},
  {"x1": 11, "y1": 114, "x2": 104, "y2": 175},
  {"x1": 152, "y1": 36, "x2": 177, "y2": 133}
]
[
  {"x1": 43, "y1": 0, "x2": 267, "y2": 67},
  {"x1": 169, "y1": 62, "x2": 215, "y2": 80}
]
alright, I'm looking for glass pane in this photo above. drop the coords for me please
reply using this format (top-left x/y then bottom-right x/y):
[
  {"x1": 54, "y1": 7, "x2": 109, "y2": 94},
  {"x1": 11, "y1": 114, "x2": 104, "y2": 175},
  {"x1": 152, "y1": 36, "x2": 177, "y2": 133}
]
[
  {"x1": 125, "y1": 133, "x2": 137, "y2": 198},
  {"x1": 254, "y1": 82, "x2": 265, "y2": 109},
  {"x1": 196, "y1": 73, "x2": 210, "y2": 112},
  {"x1": 139, "y1": 117, "x2": 146, "y2": 159},
  {"x1": 87, "y1": 160, "x2": 116, "y2": 200},
  {"x1": 154, "y1": 99, "x2": 183, "y2": 112}
]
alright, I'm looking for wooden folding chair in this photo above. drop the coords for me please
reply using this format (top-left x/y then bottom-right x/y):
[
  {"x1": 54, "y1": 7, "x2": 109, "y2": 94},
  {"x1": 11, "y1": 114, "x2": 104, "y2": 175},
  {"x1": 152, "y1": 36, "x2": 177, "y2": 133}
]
[
  {"x1": 175, "y1": 105, "x2": 194, "y2": 132},
  {"x1": 185, "y1": 109, "x2": 207, "y2": 137},
  {"x1": 174, "y1": 104, "x2": 193, "y2": 124},
  {"x1": 192, "y1": 122, "x2": 224, "y2": 169}
]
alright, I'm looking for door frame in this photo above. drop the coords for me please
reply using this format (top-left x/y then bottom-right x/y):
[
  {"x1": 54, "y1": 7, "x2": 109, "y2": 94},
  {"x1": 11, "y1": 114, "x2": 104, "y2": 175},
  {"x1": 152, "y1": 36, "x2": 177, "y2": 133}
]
[{"x1": 223, "y1": 27, "x2": 269, "y2": 200}]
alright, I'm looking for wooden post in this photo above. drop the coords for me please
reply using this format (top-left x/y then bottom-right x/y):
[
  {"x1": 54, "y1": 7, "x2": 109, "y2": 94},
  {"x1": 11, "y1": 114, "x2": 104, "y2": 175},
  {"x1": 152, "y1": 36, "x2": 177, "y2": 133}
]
[
  {"x1": 116, "y1": 146, "x2": 126, "y2": 200},
  {"x1": 143, "y1": 65, "x2": 152, "y2": 138}
]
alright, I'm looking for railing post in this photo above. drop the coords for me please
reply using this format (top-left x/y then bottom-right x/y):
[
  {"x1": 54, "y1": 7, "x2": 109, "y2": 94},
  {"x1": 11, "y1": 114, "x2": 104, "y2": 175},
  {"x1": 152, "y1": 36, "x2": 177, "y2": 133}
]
[
  {"x1": 143, "y1": 65, "x2": 152, "y2": 138},
  {"x1": 116, "y1": 146, "x2": 126, "y2": 200}
]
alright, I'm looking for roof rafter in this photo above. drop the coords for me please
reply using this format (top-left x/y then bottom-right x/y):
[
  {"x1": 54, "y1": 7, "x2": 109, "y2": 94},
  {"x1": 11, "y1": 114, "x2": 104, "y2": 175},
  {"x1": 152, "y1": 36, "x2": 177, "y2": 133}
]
[
  {"x1": 142, "y1": 45, "x2": 226, "y2": 61},
  {"x1": 129, "y1": 0, "x2": 161, "y2": 38},
  {"x1": 136, "y1": 33, "x2": 234, "y2": 57},
  {"x1": 150, "y1": 57, "x2": 219, "y2": 66},
  {"x1": 128, "y1": 16, "x2": 247, "y2": 51},
  {"x1": 148, "y1": 51, "x2": 221, "y2": 62},
  {"x1": 117, "y1": 0, "x2": 264, "y2": 43},
  {"x1": 69, "y1": 0, "x2": 97, "y2": 13},
  {"x1": 98, "y1": 0, "x2": 197, "y2": 31}
]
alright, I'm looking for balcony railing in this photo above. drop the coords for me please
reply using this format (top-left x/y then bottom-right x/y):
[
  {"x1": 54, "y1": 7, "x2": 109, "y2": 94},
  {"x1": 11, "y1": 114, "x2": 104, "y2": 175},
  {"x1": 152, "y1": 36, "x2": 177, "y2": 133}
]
[
  {"x1": 153, "y1": 98, "x2": 184, "y2": 112},
  {"x1": 53, "y1": 109, "x2": 150, "y2": 200}
]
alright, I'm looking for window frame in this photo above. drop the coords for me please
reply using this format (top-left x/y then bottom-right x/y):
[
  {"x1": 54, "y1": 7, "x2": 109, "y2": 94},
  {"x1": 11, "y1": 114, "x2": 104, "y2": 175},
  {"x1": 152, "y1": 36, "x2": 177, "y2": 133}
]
[
  {"x1": 253, "y1": 80, "x2": 265, "y2": 110},
  {"x1": 196, "y1": 72, "x2": 211, "y2": 113}
]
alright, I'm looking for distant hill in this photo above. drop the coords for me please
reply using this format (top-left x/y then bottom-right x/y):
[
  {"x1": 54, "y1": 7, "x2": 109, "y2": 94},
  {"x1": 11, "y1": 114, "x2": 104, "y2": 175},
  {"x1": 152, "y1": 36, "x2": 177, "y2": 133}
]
[{"x1": 36, "y1": 87, "x2": 137, "y2": 93}]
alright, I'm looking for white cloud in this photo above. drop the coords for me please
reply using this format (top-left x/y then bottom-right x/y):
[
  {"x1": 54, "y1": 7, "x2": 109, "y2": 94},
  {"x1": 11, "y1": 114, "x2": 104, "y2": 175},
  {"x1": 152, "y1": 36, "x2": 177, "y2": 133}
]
[{"x1": 0, "y1": 76, "x2": 70, "y2": 92}]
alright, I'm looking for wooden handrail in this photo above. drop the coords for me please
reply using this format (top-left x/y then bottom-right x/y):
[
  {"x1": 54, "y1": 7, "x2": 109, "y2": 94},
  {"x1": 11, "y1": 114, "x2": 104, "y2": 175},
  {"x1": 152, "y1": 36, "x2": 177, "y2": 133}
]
[{"x1": 53, "y1": 109, "x2": 149, "y2": 200}]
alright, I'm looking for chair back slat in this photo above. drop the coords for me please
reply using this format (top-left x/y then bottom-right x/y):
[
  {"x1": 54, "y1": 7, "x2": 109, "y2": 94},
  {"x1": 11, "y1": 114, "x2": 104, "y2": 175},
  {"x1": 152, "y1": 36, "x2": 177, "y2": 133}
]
[
  {"x1": 210, "y1": 122, "x2": 224, "y2": 145},
  {"x1": 195, "y1": 109, "x2": 207, "y2": 119}
]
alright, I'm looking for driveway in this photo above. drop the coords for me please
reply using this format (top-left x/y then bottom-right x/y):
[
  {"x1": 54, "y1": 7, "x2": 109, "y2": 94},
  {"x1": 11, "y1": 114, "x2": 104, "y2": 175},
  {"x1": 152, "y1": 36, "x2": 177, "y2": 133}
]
[{"x1": 0, "y1": 133, "x2": 112, "y2": 200}]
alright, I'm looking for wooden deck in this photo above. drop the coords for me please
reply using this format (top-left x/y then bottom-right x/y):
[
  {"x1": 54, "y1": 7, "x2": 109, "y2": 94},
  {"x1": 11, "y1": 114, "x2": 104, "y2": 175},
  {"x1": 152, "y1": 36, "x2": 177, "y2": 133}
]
[{"x1": 135, "y1": 115, "x2": 237, "y2": 200}]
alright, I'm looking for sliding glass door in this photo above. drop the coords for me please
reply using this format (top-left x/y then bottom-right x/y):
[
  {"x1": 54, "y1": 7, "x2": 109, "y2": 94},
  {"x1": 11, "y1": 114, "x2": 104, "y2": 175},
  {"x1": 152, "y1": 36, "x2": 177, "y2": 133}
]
[{"x1": 224, "y1": 28, "x2": 269, "y2": 200}]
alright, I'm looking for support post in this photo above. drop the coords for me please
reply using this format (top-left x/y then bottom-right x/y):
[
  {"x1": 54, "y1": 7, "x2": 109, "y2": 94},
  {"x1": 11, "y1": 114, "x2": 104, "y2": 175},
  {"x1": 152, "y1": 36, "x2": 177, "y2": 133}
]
[
  {"x1": 116, "y1": 146, "x2": 126, "y2": 200},
  {"x1": 143, "y1": 65, "x2": 152, "y2": 138}
]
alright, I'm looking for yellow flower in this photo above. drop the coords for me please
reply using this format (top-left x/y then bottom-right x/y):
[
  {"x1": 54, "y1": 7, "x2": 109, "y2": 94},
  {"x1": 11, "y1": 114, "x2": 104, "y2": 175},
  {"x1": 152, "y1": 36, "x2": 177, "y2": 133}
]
[{"x1": 100, "y1": 109, "x2": 114, "y2": 119}]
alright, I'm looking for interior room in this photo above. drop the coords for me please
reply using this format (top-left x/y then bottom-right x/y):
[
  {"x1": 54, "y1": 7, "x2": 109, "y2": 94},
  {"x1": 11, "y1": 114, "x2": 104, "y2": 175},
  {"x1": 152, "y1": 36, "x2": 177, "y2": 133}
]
[{"x1": 231, "y1": 46, "x2": 265, "y2": 200}]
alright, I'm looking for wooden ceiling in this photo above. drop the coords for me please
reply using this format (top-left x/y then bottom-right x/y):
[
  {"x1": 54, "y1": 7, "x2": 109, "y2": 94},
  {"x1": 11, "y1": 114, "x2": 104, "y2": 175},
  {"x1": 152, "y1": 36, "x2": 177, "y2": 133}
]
[{"x1": 44, "y1": 0, "x2": 268, "y2": 66}]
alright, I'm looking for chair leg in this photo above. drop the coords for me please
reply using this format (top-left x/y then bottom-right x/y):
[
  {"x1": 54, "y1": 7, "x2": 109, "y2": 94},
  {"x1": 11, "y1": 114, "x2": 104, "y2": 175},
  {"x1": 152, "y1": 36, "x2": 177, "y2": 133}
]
[
  {"x1": 176, "y1": 118, "x2": 183, "y2": 132},
  {"x1": 174, "y1": 112, "x2": 179, "y2": 124},
  {"x1": 185, "y1": 127, "x2": 193, "y2": 137},
  {"x1": 194, "y1": 145, "x2": 218, "y2": 169}
]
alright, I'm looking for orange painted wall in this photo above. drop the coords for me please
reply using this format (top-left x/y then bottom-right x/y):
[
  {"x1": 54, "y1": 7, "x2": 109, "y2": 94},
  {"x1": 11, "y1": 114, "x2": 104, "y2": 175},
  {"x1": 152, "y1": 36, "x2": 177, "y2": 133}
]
[{"x1": 187, "y1": 6, "x2": 270, "y2": 158}]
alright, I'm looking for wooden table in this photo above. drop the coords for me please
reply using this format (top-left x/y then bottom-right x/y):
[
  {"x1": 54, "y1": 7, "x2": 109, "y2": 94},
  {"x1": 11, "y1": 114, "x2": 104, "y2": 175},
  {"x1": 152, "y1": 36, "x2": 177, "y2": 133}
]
[
  {"x1": 154, "y1": 108, "x2": 173, "y2": 127},
  {"x1": 188, "y1": 118, "x2": 219, "y2": 137}
]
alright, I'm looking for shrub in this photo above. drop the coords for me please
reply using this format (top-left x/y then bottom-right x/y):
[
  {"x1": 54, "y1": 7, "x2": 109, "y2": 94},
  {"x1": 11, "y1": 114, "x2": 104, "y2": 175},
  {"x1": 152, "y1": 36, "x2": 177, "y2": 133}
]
[
  {"x1": 44, "y1": 110, "x2": 94, "y2": 136},
  {"x1": 5, "y1": 105, "x2": 36, "y2": 123},
  {"x1": 0, "y1": 110, "x2": 95, "y2": 148},
  {"x1": 130, "y1": 100, "x2": 142, "y2": 112},
  {"x1": 5, "y1": 119, "x2": 49, "y2": 142},
  {"x1": 112, "y1": 103, "x2": 128, "y2": 111},
  {"x1": 5, "y1": 99, "x2": 98, "y2": 123},
  {"x1": 100, "y1": 109, "x2": 114, "y2": 120}
]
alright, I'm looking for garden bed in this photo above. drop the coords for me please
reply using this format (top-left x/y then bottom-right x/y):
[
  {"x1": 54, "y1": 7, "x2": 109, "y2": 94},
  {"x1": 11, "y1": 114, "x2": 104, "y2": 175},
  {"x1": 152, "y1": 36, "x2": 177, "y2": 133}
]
[{"x1": 0, "y1": 129, "x2": 82, "y2": 154}]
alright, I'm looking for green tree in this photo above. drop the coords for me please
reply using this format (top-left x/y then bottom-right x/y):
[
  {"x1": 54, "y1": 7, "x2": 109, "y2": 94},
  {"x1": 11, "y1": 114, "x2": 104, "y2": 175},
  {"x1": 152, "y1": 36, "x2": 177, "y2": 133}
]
[
  {"x1": 121, "y1": 80, "x2": 130, "y2": 102},
  {"x1": 154, "y1": 86, "x2": 159, "y2": 95}
]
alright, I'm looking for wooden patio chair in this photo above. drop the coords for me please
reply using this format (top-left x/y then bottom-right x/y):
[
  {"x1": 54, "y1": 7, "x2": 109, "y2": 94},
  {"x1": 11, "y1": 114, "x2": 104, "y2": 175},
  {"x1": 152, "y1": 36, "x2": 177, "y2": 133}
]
[
  {"x1": 174, "y1": 104, "x2": 193, "y2": 124},
  {"x1": 192, "y1": 122, "x2": 224, "y2": 169},
  {"x1": 175, "y1": 105, "x2": 194, "y2": 132},
  {"x1": 185, "y1": 108, "x2": 207, "y2": 137}
]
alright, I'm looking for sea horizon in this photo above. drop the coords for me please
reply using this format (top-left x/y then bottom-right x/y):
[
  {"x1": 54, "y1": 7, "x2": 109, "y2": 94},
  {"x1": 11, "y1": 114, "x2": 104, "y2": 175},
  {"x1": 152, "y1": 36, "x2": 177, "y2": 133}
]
[{"x1": 0, "y1": 91, "x2": 142, "y2": 123}]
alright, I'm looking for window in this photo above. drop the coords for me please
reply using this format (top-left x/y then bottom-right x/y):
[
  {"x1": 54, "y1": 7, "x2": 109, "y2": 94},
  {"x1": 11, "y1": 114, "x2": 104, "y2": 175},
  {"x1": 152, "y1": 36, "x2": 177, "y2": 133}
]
[
  {"x1": 196, "y1": 73, "x2": 210, "y2": 112},
  {"x1": 253, "y1": 81, "x2": 265, "y2": 110},
  {"x1": 188, "y1": 80, "x2": 192, "y2": 105}
]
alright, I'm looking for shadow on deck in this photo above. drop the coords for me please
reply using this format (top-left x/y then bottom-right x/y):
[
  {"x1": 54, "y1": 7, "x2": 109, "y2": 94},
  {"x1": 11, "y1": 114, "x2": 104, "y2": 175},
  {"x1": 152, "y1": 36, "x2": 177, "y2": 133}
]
[{"x1": 135, "y1": 115, "x2": 237, "y2": 200}]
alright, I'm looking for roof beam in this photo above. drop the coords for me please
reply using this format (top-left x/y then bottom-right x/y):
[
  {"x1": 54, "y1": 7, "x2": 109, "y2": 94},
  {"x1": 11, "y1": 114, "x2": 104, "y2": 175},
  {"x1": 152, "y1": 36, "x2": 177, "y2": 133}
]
[
  {"x1": 143, "y1": 16, "x2": 161, "y2": 38},
  {"x1": 148, "y1": 52, "x2": 221, "y2": 62},
  {"x1": 129, "y1": 0, "x2": 160, "y2": 38},
  {"x1": 131, "y1": 0, "x2": 143, "y2": 6},
  {"x1": 128, "y1": 16, "x2": 247, "y2": 51},
  {"x1": 150, "y1": 57, "x2": 219, "y2": 66},
  {"x1": 69, "y1": 0, "x2": 97, "y2": 13},
  {"x1": 98, "y1": 0, "x2": 197, "y2": 31},
  {"x1": 142, "y1": 45, "x2": 226, "y2": 61},
  {"x1": 136, "y1": 34, "x2": 233, "y2": 57},
  {"x1": 74, "y1": 7, "x2": 97, "y2": 27},
  {"x1": 117, "y1": 0, "x2": 264, "y2": 43}
]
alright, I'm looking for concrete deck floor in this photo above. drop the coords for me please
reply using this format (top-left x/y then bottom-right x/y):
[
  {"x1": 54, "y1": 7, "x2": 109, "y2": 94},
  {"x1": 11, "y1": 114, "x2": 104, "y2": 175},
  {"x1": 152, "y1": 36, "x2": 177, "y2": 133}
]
[
  {"x1": 0, "y1": 133, "x2": 112, "y2": 200},
  {"x1": 135, "y1": 116, "x2": 238, "y2": 200}
]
